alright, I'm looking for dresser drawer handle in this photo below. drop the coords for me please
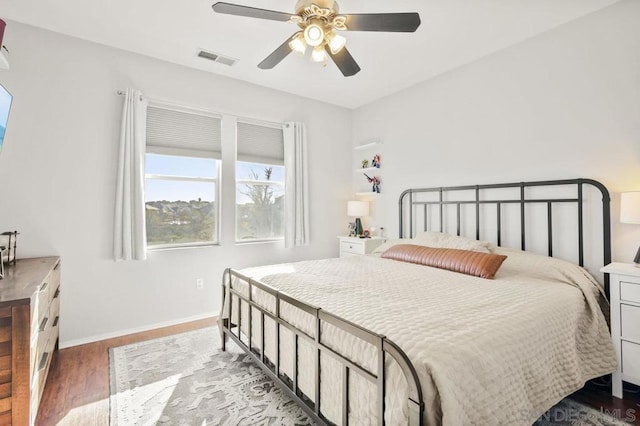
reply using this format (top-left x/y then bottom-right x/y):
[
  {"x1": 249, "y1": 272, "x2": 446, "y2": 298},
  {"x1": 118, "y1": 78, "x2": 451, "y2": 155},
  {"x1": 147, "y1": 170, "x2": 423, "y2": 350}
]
[
  {"x1": 349, "y1": 245, "x2": 353, "y2": 249},
  {"x1": 54, "y1": 263, "x2": 61, "y2": 271},
  {"x1": 52, "y1": 316, "x2": 59, "y2": 327},
  {"x1": 38, "y1": 352, "x2": 49, "y2": 371},
  {"x1": 40, "y1": 281, "x2": 48, "y2": 292},
  {"x1": 54, "y1": 288, "x2": 60, "y2": 299},
  {"x1": 39, "y1": 316, "x2": 49, "y2": 332}
]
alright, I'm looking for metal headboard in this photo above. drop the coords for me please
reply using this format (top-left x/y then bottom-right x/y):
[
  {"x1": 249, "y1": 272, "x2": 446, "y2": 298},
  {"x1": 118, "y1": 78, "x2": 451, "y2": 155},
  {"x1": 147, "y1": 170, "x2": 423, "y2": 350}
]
[{"x1": 399, "y1": 178, "x2": 611, "y2": 293}]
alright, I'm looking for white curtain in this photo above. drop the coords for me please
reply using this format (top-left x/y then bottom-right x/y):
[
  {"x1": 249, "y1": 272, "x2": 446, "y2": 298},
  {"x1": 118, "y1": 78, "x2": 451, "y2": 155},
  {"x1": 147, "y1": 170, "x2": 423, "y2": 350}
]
[
  {"x1": 283, "y1": 122, "x2": 310, "y2": 248},
  {"x1": 114, "y1": 88, "x2": 148, "y2": 261}
]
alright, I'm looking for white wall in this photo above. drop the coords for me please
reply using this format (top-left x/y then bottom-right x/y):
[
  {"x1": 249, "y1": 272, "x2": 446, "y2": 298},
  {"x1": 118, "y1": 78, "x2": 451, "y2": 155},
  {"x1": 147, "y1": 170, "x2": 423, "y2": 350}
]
[
  {"x1": 0, "y1": 22, "x2": 353, "y2": 346},
  {"x1": 352, "y1": 0, "x2": 640, "y2": 263},
  {"x1": 2, "y1": 0, "x2": 639, "y2": 346}
]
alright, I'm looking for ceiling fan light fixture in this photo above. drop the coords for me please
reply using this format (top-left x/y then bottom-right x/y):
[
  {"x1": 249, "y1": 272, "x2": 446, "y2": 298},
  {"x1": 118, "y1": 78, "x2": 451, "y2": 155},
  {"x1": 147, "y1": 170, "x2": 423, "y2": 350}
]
[
  {"x1": 289, "y1": 32, "x2": 307, "y2": 56},
  {"x1": 326, "y1": 31, "x2": 346, "y2": 54},
  {"x1": 303, "y1": 22, "x2": 325, "y2": 47},
  {"x1": 211, "y1": 0, "x2": 421, "y2": 77},
  {"x1": 311, "y1": 45, "x2": 328, "y2": 63}
]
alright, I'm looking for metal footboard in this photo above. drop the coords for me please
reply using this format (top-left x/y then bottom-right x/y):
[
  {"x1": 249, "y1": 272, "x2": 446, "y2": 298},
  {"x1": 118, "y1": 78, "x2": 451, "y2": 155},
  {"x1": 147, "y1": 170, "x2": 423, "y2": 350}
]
[{"x1": 219, "y1": 268, "x2": 424, "y2": 426}]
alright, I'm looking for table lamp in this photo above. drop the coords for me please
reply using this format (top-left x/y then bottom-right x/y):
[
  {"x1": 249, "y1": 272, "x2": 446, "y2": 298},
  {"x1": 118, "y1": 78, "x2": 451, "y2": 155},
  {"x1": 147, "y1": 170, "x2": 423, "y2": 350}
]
[
  {"x1": 347, "y1": 200, "x2": 369, "y2": 237},
  {"x1": 620, "y1": 191, "x2": 640, "y2": 264}
]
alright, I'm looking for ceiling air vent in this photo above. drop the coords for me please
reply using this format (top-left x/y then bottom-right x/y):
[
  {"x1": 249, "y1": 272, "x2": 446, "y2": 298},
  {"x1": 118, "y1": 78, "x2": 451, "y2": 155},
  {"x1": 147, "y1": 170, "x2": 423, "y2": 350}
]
[{"x1": 197, "y1": 49, "x2": 237, "y2": 67}]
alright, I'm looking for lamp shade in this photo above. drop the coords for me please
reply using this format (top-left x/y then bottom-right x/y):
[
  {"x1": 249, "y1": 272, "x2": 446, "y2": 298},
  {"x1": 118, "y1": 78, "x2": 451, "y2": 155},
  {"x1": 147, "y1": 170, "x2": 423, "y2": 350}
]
[
  {"x1": 620, "y1": 191, "x2": 640, "y2": 224},
  {"x1": 347, "y1": 200, "x2": 369, "y2": 217}
]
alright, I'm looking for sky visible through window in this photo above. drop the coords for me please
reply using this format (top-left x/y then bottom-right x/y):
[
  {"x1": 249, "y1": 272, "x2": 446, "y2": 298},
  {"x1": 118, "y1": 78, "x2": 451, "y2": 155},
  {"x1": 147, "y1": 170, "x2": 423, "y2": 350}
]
[{"x1": 145, "y1": 154, "x2": 284, "y2": 204}]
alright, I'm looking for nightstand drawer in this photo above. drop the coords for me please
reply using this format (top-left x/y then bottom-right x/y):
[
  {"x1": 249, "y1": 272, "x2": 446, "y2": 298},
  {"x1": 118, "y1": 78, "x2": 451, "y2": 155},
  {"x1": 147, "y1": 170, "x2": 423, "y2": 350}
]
[
  {"x1": 341, "y1": 240, "x2": 365, "y2": 255},
  {"x1": 622, "y1": 341, "x2": 640, "y2": 378},
  {"x1": 621, "y1": 281, "x2": 640, "y2": 304},
  {"x1": 621, "y1": 304, "x2": 640, "y2": 343},
  {"x1": 601, "y1": 262, "x2": 640, "y2": 397}
]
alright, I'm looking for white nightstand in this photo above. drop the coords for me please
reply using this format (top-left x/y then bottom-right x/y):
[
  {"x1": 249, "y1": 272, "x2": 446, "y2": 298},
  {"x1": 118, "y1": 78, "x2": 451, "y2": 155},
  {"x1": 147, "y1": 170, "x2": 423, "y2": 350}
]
[
  {"x1": 338, "y1": 236, "x2": 386, "y2": 258},
  {"x1": 601, "y1": 263, "x2": 640, "y2": 398}
]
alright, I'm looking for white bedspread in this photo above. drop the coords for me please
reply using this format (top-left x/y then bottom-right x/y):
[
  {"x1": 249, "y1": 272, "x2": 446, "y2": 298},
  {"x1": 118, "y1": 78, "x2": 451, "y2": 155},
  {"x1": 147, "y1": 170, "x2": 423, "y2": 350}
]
[{"x1": 222, "y1": 248, "x2": 616, "y2": 425}]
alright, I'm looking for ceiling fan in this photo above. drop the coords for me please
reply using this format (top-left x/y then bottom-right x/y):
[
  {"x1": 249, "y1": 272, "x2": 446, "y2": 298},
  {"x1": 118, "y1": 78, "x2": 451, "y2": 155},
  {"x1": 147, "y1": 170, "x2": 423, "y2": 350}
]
[{"x1": 212, "y1": 0, "x2": 421, "y2": 77}]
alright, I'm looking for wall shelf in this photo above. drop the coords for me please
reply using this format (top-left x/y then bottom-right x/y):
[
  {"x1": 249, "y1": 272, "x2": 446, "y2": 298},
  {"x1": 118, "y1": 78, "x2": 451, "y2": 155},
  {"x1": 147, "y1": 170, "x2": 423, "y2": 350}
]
[
  {"x1": 354, "y1": 139, "x2": 382, "y2": 197},
  {"x1": 354, "y1": 167, "x2": 382, "y2": 174},
  {"x1": 354, "y1": 140, "x2": 382, "y2": 151},
  {"x1": 355, "y1": 192, "x2": 380, "y2": 198}
]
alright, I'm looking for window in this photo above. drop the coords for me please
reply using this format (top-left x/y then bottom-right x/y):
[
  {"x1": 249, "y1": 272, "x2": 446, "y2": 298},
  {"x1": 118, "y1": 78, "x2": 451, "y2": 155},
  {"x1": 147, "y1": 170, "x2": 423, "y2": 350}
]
[
  {"x1": 236, "y1": 122, "x2": 285, "y2": 241},
  {"x1": 145, "y1": 105, "x2": 221, "y2": 248}
]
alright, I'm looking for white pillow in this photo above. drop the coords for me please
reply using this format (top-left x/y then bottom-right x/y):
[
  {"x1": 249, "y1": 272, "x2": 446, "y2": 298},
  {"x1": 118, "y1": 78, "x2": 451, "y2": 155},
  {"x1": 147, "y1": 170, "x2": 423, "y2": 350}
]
[
  {"x1": 371, "y1": 238, "x2": 411, "y2": 254},
  {"x1": 412, "y1": 231, "x2": 496, "y2": 253},
  {"x1": 492, "y1": 247, "x2": 604, "y2": 295},
  {"x1": 371, "y1": 233, "x2": 496, "y2": 255}
]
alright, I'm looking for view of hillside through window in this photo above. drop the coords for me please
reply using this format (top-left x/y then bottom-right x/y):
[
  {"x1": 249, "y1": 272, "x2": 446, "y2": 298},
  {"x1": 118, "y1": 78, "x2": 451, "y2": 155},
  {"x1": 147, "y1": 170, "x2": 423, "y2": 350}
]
[
  {"x1": 144, "y1": 155, "x2": 285, "y2": 246},
  {"x1": 145, "y1": 154, "x2": 218, "y2": 247}
]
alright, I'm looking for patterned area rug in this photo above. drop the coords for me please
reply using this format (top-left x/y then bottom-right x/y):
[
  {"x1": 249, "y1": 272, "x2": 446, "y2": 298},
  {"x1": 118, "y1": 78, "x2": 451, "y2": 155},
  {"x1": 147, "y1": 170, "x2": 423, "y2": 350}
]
[
  {"x1": 109, "y1": 327, "x2": 629, "y2": 425},
  {"x1": 109, "y1": 327, "x2": 312, "y2": 425}
]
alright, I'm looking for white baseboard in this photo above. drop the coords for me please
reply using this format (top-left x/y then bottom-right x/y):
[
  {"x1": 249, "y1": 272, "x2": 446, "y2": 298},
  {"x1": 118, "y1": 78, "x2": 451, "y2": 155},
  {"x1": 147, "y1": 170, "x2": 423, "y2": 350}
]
[{"x1": 59, "y1": 312, "x2": 217, "y2": 349}]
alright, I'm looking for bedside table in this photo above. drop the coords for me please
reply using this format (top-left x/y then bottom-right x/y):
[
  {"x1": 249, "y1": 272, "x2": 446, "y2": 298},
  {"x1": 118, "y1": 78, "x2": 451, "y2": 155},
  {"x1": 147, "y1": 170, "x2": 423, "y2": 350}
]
[
  {"x1": 338, "y1": 236, "x2": 386, "y2": 258},
  {"x1": 601, "y1": 263, "x2": 640, "y2": 398}
]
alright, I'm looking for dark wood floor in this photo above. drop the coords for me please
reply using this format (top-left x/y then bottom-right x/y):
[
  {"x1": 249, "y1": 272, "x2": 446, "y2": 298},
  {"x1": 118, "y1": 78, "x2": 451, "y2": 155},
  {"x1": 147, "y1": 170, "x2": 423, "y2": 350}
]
[
  {"x1": 571, "y1": 380, "x2": 640, "y2": 425},
  {"x1": 35, "y1": 317, "x2": 216, "y2": 425},
  {"x1": 36, "y1": 318, "x2": 640, "y2": 425}
]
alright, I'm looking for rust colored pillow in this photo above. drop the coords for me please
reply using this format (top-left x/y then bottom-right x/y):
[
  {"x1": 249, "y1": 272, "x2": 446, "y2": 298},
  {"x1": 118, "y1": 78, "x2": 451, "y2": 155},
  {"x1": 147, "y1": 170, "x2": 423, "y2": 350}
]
[{"x1": 381, "y1": 244, "x2": 507, "y2": 279}]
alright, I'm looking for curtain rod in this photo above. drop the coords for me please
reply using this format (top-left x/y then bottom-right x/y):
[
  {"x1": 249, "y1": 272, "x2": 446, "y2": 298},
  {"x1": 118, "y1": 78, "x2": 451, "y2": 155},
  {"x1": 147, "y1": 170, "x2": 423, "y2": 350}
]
[
  {"x1": 116, "y1": 90, "x2": 144, "y2": 101},
  {"x1": 116, "y1": 90, "x2": 289, "y2": 127}
]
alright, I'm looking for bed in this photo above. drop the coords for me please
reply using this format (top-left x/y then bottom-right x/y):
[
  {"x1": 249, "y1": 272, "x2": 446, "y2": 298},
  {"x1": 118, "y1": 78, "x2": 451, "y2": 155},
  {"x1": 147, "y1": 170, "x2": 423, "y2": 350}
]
[{"x1": 219, "y1": 178, "x2": 617, "y2": 425}]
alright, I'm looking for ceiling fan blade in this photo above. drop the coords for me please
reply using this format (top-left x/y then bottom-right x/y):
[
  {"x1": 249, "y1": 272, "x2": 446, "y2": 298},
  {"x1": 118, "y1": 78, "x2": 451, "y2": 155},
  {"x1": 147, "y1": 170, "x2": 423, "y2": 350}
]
[
  {"x1": 325, "y1": 46, "x2": 361, "y2": 77},
  {"x1": 212, "y1": 2, "x2": 292, "y2": 22},
  {"x1": 258, "y1": 37, "x2": 294, "y2": 69},
  {"x1": 343, "y1": 13, "x2": 421, "y2": 32}
]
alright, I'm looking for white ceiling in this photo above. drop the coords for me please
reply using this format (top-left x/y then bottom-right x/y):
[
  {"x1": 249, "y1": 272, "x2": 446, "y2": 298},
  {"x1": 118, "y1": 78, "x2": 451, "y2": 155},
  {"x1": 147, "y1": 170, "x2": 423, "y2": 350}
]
[{"x1": 0, "y1": 0, "x2": 621, "y2": 108}]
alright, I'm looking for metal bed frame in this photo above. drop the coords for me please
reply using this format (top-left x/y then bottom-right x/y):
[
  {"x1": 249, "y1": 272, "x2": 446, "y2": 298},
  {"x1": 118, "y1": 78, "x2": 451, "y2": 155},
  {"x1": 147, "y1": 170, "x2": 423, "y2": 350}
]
[
  {"x1": 220, "y1": 178, "x2": 611, "y2": 425},
  {"x1": 399, "y1": 178, "x2": 611, "y2": 294}
]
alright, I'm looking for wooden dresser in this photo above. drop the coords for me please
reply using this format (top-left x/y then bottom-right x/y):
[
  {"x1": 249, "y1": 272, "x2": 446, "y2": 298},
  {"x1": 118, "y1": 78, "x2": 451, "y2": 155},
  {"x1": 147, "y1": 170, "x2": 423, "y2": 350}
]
[{"x1": 0, "y1": 257, "x2": 60, "y2": 425}]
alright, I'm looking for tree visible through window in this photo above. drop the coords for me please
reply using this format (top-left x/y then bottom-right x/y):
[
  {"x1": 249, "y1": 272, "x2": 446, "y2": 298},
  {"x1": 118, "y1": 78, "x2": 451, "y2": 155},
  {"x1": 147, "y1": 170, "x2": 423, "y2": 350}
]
[
  {"x1": 235, "y1": 121, "x2": 285, "y2": 242},
  {"x1": 236, "y1": 162, "x2": 284, "y2": 240}
]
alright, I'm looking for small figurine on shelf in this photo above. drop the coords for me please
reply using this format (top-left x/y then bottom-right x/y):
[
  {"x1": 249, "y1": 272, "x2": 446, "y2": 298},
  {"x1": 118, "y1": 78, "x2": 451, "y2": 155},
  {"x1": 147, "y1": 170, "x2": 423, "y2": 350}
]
[
  {"x1": 361, "y1": 159, "x2": 369, "y2": 169},
  {"x1": 372, "y1": 177, "x2": 381, "y2": 193},
  {"x1": 371, "y1": 154, "x2": 381, "y2": 168},
  {"x1": 363, "y1": 173, "x2": 381, "y2": 193}
]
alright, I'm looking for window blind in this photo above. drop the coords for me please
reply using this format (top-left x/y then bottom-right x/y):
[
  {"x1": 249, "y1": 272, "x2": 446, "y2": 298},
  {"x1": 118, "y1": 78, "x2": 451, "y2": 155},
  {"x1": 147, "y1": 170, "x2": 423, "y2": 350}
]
[
  {"x1": 146, "y1": 106, "x2": 222, "y2": 159},
  {"x1": 237, "y1": 122, "x2": 284, "y2": 165}
]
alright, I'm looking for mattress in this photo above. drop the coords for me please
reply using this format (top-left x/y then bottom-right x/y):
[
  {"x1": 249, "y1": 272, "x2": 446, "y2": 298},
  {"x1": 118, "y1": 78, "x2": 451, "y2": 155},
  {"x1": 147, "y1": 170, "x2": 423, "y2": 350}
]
[{"x1": 221, "y1": 247, "x2": 616, "y2": 425}]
